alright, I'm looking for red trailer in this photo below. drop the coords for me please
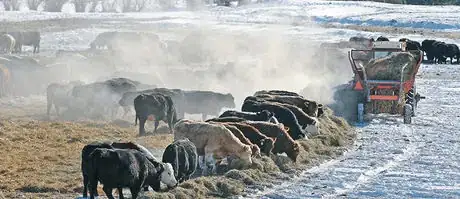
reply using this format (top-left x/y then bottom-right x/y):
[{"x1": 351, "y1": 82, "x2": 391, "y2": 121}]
[{"x1": 347, "y1": 41, "x2": 425, "y2": 124}]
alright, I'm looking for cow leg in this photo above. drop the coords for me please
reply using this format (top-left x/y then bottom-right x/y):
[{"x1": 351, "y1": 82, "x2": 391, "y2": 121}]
[
  {"x1": 139, "y1": 116, "x2": 147, "y2": 136},
  {"x1": 102, "y1": 186, "x2": 115, "y2": 199},
  {"x1": 88, "y1": 176, "x2": 98, "y2": 199},
  {"x1": 117, "y1": 187, "x2": 124, "y2": 199},
  {"x1": 154, "y1": 120, "x2": 160, "y2": 133},
  {"x1": 46, "y1": 102, "x2": 53, "y2": 119},
  {"x1": 129, "y1": 186, "x2": 141, "y2": 199},
  {"x1": 82, "y1": 174, "x2": 88, "y2": 198}
]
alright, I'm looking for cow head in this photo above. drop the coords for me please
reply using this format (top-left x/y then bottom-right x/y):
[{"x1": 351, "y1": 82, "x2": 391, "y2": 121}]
[
  {"x1": 258, "y1": 110, "x2": 274, "y2": 120},
  {"x1": 260, "y1": 138, "x2": 275, "y2": 156},
  {"x1": 159, "y1": 163, "x2": 178, "y2": 188},
  {"x1": 302, "y1": 118, "x2": 320, "y2": 138},
  {"x1": 221, "y1": 93, "x2": 235, "y2": 108},
  {"x1": 286, "y1": 142, "x2": 300, "y2": 162}
]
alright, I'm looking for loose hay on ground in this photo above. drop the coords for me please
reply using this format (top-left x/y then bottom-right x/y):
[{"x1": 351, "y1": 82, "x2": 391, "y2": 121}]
[{"x1": 0, "y1": 119, "x2": 172, "y2": 198}]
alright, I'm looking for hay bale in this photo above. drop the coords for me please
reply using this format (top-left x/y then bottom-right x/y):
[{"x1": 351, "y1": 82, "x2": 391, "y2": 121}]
[{"x1": 365, "y1": 52, "x2": 417, "y2": 80}]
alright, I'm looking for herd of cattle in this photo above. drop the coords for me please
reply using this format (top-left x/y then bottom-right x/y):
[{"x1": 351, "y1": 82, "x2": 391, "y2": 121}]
[
  {"x1": 79, "y1": 87, "x2": 322, "y2": 198},
  {"x1": 325, "y1": 35, "x2": 460, "y2": 65}
]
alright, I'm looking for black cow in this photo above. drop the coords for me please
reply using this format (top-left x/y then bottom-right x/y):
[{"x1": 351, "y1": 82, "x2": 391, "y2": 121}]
[
  {"x1": 253, "y1": 90, "x2": 301, "y2": 97},
  {"x1": 219, "y1": 110, "x2": 275, "y2": 122},
  {"x1": 134, "y1": 93, "x2": 178, "y2": 135},
  {"x1": 421, "y1": 39, "x2": 437, "y2": 62},
  {"x1": 182, "y1": 90, "x2": 235, "y2": 121},
  {"x1": 241, "y1": 99, "x2": 307, "y2": 140},
  {"x1": 206, "y1": 116, "x2": 248, "y2": 123},
  {"x1": 119, "y1": 88, "x2": 185, "y2": 118},
  {"x1": 81, "y1": 141, "x2": 159, "y2": 198},
  {"x1": 161, "y1": 138, "x2": 198, "y2": 183},
  {"x1": 445, "y1": 44, "x2": 460, "y2": 64},
  {"x1": 400, "y1": 38, "x2": 421, "y2": 51},
  {"x1": 87, "y1": 148, "x2": 177, "y2": 199},
  {"x1": 432, "y1": 41, "x2": 448, "y2": 64},
  {"x1": 21, "y1": 32, "x2": 40, "y2": 53},
  {"x1": 376, "y1": 36, "x2": 389, "y2": 41}
]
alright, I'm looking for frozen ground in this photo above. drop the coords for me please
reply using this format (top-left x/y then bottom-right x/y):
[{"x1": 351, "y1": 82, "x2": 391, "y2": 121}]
[
  {"x1": 2, "y1": 0, "x2": 460, "y2": 31},
  {"x1": 2, "y1": 1, "x2": 460, "y2": 198}
]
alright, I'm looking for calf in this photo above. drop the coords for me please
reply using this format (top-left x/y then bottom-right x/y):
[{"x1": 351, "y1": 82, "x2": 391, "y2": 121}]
[
  {"x1": 220, "y1": 123, "x2": 261, "y2": 157},
  {"x1": 223, "y1": 122, "x2": 275, "y2": 156},
  {"x1": 87, "y1": 148, "x2": 177, "y2": 199},
  {"x1": 161, "y1": 138, "x2": 198, "y2": 183},
  {"x1": 219, "y1": 110, "x2": 275, "y2": 122},
  {"x1": 242, "y1": 99, "x2": 307, "y2": 140},
  {"x1": 173, "y1": 119, "x2": 252, "y2": 175},
  {"x1": 134, "y1": 93, "x2": 178, "y2": 135},
  {"x1": 244, "y1": 121, "x2": 300, "y2": 162}
]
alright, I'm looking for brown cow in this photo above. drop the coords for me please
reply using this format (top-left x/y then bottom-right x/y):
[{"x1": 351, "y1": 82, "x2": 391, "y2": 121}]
[
  {"x1": 173, "y1": 119, "x2": 252, "y2": 175},
  {"x1": 222, "y1": 122, "x2": 275, "y2": 156},
  {"x1": 220, "y1": 123, "x2": 261, "y2": 157},
  {"x1": 243, "y1": 121, "x2": 300, "y2": 162}
]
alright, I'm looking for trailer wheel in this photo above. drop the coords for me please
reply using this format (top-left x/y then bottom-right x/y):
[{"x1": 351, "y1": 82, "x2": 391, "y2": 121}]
[{"x1": 405, "y1": 87, "x2": 415, "y2": 117}]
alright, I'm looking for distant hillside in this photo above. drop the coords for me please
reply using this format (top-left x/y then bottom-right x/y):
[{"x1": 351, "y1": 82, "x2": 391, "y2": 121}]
[{"x1": 331, "y1": 0, "x2": 460, "y2": 5}]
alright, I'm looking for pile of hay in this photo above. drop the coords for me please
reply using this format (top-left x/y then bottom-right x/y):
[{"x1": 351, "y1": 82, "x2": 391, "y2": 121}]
[
  {"x1": 365, "y1": 51, "x2": 419, "y2": 81},
  {"x1": 143, "y1": 106, "x2": 355, "y2": 199}
]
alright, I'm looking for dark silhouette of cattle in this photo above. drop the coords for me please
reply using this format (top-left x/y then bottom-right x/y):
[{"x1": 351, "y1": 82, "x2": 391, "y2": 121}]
[
  {"x1": 119, "y1": 88, "x2": 184, "y2": 118},
  {"x1": 445, "y1": 44, "x2": 460, "y2": 64},
  {"x1": 376, "y1": 36, "x2": 389, "y2": 41},
  {"x1": 219, "y1": 110, "x2": 275, "y2": 122},
  {"x1": 87, "y1": 148, "x2": 177, "y2": 199},
  {"x1": 21, "y1": 32, "x2": 41, "y2": 53},
  {"x1": 161, "y1": 138, "x2": 198, "y2": 184},
  {"x1": 421, "y1": 39, "x2": 437, "y2": 62},
  {"x1": 400, "y1": 38, "x2": 421, "y2": 51},
  {"x1": 432, "y1": 41, "x2": 448, "y2": 64},
  {"x1": 242, "y1": 99, "x2": 307, "y2": 140},
  {"x1": 206, "y1": 116, "x2": 248, "y2": 123},
  {"x1": 182, "y1": 90, "x2": 235, "y2": 121},
  {"x1": 134, "y1": 93, "x2": 178, "y2": 135}
]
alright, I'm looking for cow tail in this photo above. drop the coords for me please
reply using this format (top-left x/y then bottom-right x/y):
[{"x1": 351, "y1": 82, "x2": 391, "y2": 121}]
[{"x1": 135, "y1": 114, "x2": 138, "y2": 126}]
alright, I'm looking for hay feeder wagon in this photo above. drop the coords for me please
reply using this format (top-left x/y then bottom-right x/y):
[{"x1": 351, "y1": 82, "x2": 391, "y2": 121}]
[{"x1": 347, "y1": 41, "x2": 425, "y2": 124}]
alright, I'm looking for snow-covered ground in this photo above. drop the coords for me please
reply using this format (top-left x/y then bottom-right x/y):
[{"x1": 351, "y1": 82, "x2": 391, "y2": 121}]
[
  {"x1": 2, "y1": 0, "x2": 460, "y2": 31},
  {"x1": 2, "y1": 1, "x2": 460, "y2": 198}
]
